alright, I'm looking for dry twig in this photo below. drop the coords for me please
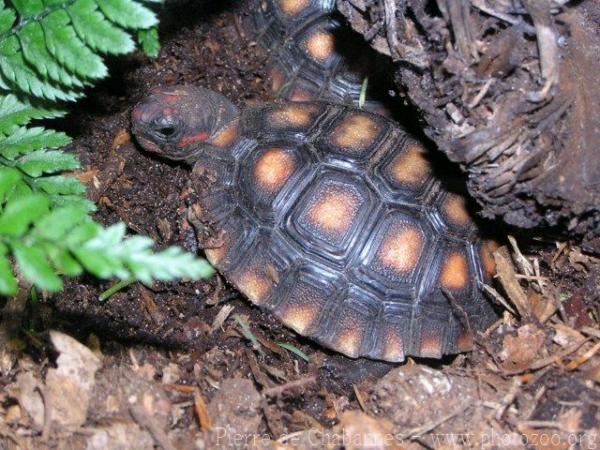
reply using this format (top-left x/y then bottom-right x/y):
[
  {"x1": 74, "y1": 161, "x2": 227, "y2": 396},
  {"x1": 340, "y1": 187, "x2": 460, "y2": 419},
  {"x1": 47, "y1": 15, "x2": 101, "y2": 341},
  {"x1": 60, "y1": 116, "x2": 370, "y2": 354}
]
[
  {"x1": 262, "y1": 376, "x2": 317, "y2": 398},
  {"x1": 129, "y1": 402, "x2": 176, "y2": 450}
]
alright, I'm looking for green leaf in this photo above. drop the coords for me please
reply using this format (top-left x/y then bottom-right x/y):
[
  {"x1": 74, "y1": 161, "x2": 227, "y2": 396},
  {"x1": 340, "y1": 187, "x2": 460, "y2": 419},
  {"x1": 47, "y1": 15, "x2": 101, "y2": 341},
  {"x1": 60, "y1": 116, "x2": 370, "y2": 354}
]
[
  {"x1": 118, "y1": 234, "x2": 153, "y2": 253},
  {"x1": 74, "y1": 223, "x2": 214, "y2": 283},
  {"x1": 0, "y1": 166, "x2": 22, "y2": 202},
  {"x1": 137, "y1": 27, "x2": 160, "y2": 57},
  {"x1": 12, "y1": 241, "x2": 63, "y2": 292},
  {"x1": 11, "y1": 0, "x2": 44, "y2": 18},
  {"x1": 31, "y1": 175, "x2": 86, "y2": 196},
  {"x1": 43, "y1": 11, "x2": 107, "y2": 80},
  {"x1": 84, "y1": 222, "x2": 127, "y2": 249},
  {"x1": 0, "y1": 0, "x2": 209, "y2": 295},
  {"x1": 44, "y1": 243, "x2": 83, "y2": 276},
  {"x1": 48, "y1": 194, "x2": 95, "y2": 211},
  {"x1": 126, "y1": 246, "x2": 215, "y2": 283},
  {"x1": 277, "y1": 342, "x2": 310, "y2": 362},
  {"x1": 0, "y1": 193, "x2": 49, "y2": 236},
  {"x1": 0, "y1": 95, "x2": 65, "y2": 135},
  {"x1": 18, "y1": 22, "x2": 85, "y2": 88},
  {"x1": 6, "y1": 178, "x2": 32, "y2": 201},
  {"x1": 16, "y1": 149, "x2": 80, "y2": 176},
  {"x1": 0, "y1": 7, "x2": 16, "y2": 34},
  {"x1": 96, "y1": 0, "x2": 158, "y2": 29},
  {"x1": 33, "y1": 204, "x2": 89, "y2": 240},
  {"x1": 68, "y1": 0, "x2": 135, "y2": 54},
  {"x1": 0, "y1": 37, "x2": 80, "y2": 101},
  {"x1": 42, "y1": 0, "x2": 71, "y2": 7},
  {"x1": 0, "y1": 127, "x2": 71, "y2": 160},
  {"x1": 0, "y1": 245, "x2": 17, "y2": 295},
  {"x1": 74, "y1": 248, "x2": 129, "y2": 279},
  {"x1": 64, "y1": 221, "x2": 101, "y2": 247}
]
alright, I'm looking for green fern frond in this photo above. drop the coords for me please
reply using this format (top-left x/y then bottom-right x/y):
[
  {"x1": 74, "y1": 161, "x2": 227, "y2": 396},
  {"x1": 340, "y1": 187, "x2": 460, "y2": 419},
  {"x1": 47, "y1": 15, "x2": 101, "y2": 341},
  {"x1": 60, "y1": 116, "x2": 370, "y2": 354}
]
[
  {"x1": 68, "y1": 0, "x2": 135, "y2": 54},
  {"x1": 138, "y1": 27, "x2": 160, "y2": 58},
  {"x1": 98, "y1": 0, "x2": 158, "y2": 29},
  {"x1": 0, "y1": 0, "x2": 160, "y2": 101},
  {"x1": 0, "y1": 127, "x2": 70, "y2": 159},
  {"x1": 0, "y1": 37, "x2": 81, "y2": 101},
  {"x1": 76, "y1": 223, "x2": 214, "y2": 284},
  {"x1": 0, "y1": 94, "x2": 65, "y2": 135},
  {"x1": 0, "y1": 191, "x2": 214, "y2": 295},
  {"x1": 43, "y1": 11, "x2": 107, "y2": 80},
  {"x1": 0, "y1": 0, "x2": 214, "y2": 297},
  {"x1": 18, "y1": 22, "x2": 87, "y2": 87},
  {"x1": 16, "y1": 149, "x2": 79, "y2": 177},
  {"x1": 31, "y1": 175, "x2": 86, "y2": 196}
]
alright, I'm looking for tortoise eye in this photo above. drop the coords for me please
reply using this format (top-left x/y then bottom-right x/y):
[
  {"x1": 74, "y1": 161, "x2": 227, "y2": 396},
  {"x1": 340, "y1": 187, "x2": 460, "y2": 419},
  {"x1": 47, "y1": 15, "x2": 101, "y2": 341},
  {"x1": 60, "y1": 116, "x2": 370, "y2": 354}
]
[
  {"x1": 157, "y1": 125, "x2": 176, "y2": 137},
  {"x1": 151, "y1": 117, "x2": 182, "y2": 141}
]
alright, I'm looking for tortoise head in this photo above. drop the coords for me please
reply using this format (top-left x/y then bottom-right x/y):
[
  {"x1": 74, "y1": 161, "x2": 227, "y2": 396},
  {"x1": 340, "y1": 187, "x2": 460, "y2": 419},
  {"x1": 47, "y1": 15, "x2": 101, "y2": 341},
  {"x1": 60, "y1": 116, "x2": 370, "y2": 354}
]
[{"x1": 131, "y1": 85, "x2": 241, "y2": 163}]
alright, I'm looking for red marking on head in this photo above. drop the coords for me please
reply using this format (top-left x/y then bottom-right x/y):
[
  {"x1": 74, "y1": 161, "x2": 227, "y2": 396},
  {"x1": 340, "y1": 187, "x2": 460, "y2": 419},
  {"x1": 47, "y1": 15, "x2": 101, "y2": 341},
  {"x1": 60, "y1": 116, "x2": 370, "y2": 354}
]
[
  {"x1": 133, "y1": 102, "x2": 175, "y2": 124},
  {"x1": 162, "y1": 94, "x2": 180, "y2": 104},
  {"x1": 162, "y1": 107, "x2": 176, "y2": 117},
  {"x1": 178, "y1": 131, "x2": 210, "y2": 148},
  {"x1": 132, "y1": 107, "x2": 144, "y2": 121}
]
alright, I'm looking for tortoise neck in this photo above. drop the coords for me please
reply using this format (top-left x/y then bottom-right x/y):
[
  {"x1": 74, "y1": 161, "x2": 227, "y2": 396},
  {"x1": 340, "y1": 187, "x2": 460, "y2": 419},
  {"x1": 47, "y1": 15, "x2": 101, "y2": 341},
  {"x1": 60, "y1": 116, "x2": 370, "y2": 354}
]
[{"x1": 203, "y1": 88, "x2": 241, "y2": 145}]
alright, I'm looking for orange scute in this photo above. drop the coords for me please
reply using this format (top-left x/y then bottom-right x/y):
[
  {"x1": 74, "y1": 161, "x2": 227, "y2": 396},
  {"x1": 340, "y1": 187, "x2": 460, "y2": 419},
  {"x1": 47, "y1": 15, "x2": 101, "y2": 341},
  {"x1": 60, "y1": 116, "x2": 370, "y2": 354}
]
[
  {"x1": 279, "y1": 0, "x2": 310, "y2": 16},
  {"x1": 305, "y1": 31, "x2": 335, "y2": 62},
  {"x1": 382, "y1": 329, "x2": 405, "y2": 362},
  {"x1": 419, "y1": 335, "x2": 442, "y2": 358},
  {"x1": 378, "y1": 226, "x2": 424, "y2": 274},
  {"x1": 290, "y1": 87, "x2": 314, "y2": 102},
  {"x1": 211, "y1": 120, "x2": 239, "y2": 149},
  {"x1": 236, "y1": 270, "x2": 272, "y2": 305},
  {"x1": 443, "y1": 194, "x2": 471, "y2": 227},
  {"x1": 270, "y1": 67, "x2": 285, "y2": 92},
  {"x1": 253, "y1": 148, "x2": 296, "y2": 193},
  {"x1": 334, "y1": 330, "x2": 361, "y2": 358},
  {"x1": 269, "y1": 104, "x2": 317, "y2": 128},
  {"x1": 440, "y1": 252, "x2": 469, "y2": 290},
  {"x1": 457, "y1": 330, "x2": 474, "y2": 352},
  {"x1": 307, "y1": 186, "x2": 361, "y2": 235},
  {"x1": 333, "y1": 114, "x2": 381, "y2": 151},
  {"x1": 390, "y1": 144, "x2": 431, "y2": 186},
  {"x1": 280, "y1": 304, "x2": 319, "y2": 334}
]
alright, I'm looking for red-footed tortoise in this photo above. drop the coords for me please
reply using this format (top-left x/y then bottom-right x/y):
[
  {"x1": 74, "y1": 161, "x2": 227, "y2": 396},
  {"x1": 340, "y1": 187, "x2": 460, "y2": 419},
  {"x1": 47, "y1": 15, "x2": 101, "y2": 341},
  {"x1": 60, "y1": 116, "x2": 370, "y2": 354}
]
[
  {"x1": 242, "y1": 0, "x2": 392, "y2": 114},
  {"x1": 132, "y1": 86, "x2": 498, "y2": 362}
]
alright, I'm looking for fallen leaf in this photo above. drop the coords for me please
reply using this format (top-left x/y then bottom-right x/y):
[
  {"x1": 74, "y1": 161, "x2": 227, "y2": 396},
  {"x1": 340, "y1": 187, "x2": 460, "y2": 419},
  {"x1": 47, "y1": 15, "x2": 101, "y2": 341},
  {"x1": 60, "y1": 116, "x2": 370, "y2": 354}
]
[
  {"x1": 45, "y1": 331, "x2": 102, "y2": 427},
  {"x1": 85, "y1": 422, "x2": 154, "y2": 450},
  {"x1": 15, "y1": 372, "x2": 44, "y2": 428},
  {"x1": 499, "y1": 324, "x2": 547, "y2": 372},
  {"x1": 111, "y1": 129, "x2": 132, "y2": 152},
  {"x1": 337, "y1": 410, "x2": 400, "y2": 450}
]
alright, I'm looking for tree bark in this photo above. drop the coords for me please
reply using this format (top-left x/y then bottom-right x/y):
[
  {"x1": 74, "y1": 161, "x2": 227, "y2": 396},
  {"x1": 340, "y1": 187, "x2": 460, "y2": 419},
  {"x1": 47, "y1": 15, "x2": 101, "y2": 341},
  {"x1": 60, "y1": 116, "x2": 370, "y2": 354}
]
[{"x1": 338, "y1": 0, "x2": 600, "y2": 252}]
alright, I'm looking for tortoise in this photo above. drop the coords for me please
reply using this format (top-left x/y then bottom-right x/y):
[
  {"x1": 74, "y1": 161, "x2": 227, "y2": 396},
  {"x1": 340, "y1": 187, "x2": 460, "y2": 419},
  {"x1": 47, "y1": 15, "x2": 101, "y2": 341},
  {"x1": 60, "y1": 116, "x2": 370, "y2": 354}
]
[
  {"x1": 131, "y1": 86, "x2": 498, "y2": 362},
  {"x1": 242, "y1": 0, "x2": 392, "y2": 114}
]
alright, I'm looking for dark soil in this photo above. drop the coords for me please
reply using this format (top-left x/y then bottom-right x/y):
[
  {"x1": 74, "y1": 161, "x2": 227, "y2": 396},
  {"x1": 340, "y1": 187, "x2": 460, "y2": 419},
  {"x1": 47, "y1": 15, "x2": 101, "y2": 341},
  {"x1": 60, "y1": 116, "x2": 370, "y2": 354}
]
[{"x1": 1, "y1": 1, "x2": 599, "y2": 449}]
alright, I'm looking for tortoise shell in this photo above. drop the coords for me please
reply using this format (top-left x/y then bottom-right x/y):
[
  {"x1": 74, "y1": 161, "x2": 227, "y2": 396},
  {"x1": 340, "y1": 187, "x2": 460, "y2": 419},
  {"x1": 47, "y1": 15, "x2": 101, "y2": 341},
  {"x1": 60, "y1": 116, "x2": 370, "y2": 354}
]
[
  {"x1": 242, "y1": 0, "x2": 391, "y2": 114},
  {"x1": 132, "y1": 86, "x2": 497, "y2": 362}
]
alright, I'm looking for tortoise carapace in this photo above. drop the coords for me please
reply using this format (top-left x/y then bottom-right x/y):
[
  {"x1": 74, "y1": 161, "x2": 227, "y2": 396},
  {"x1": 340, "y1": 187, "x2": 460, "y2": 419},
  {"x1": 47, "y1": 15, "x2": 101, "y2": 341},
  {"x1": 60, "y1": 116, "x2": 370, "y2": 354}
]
[
  {"x1": 242, "y1": 0, "x2": 392, "y2": 115},
  {"x1": 132, "y1": 86, "x2": 497, "y2": 362}
]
